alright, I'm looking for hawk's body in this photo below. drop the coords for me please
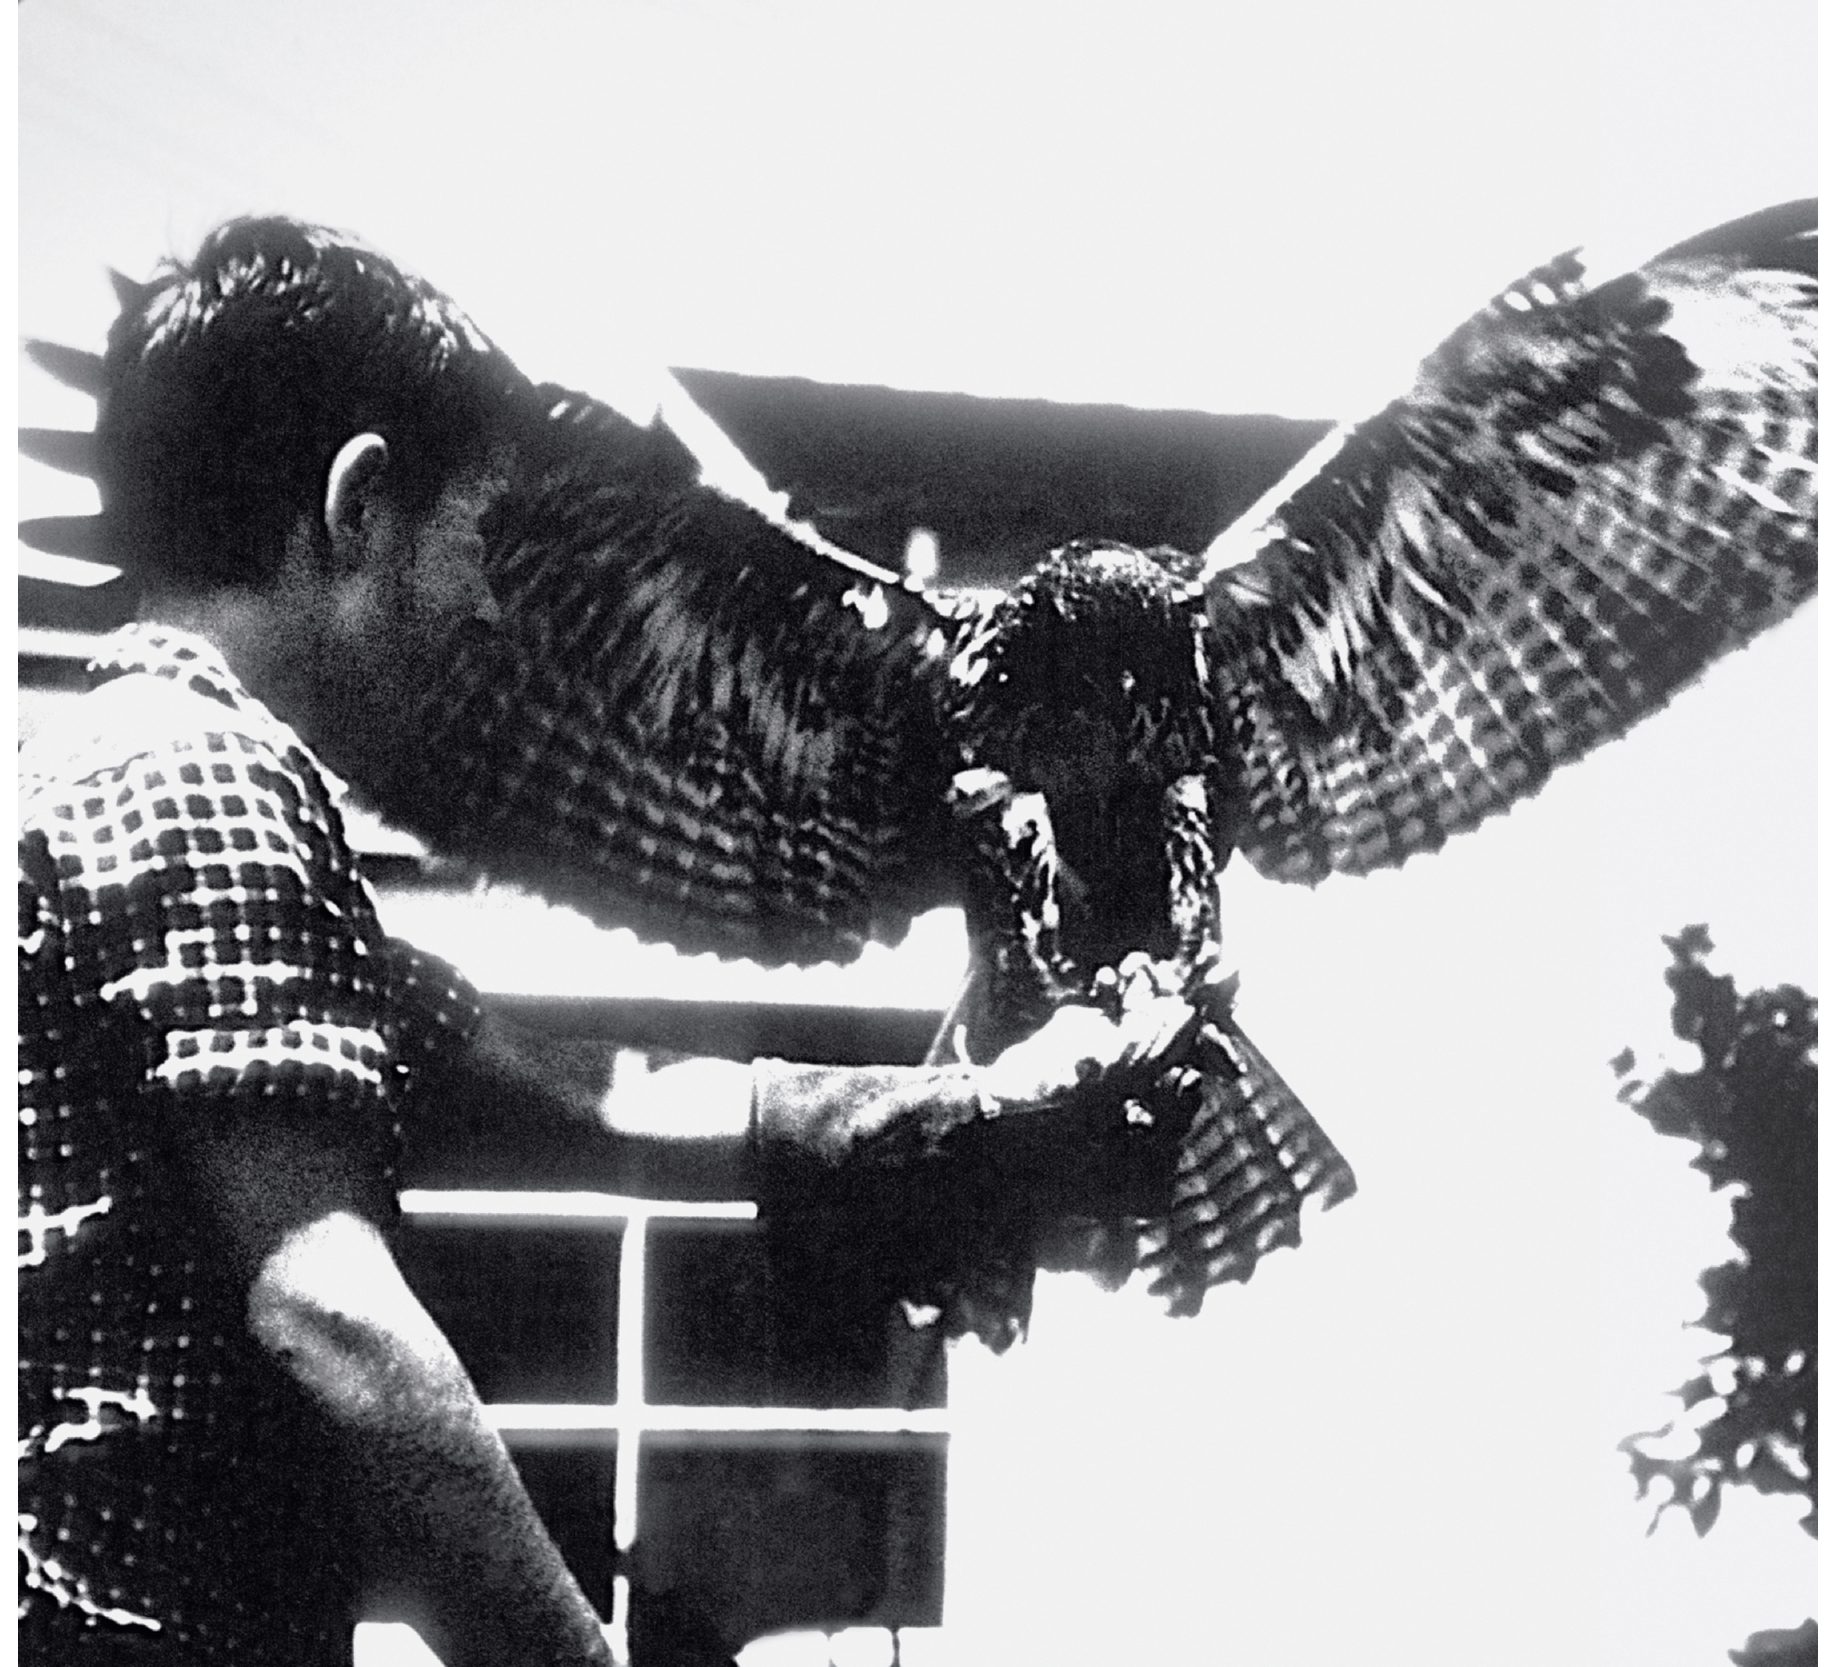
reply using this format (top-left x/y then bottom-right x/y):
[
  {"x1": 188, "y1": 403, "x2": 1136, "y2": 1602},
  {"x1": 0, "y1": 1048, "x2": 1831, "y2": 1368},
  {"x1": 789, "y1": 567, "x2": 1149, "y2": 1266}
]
[{"x1": 24, "y1": 200, "x2": 1818, "y2": 1329}]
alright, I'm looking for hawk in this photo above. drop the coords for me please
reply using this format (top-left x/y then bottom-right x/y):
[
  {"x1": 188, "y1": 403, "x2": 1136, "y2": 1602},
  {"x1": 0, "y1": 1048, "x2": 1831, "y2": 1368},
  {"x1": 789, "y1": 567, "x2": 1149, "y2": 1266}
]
[{"x1": 23, "y1": 198, "x2": 1818, "y2": 1337}]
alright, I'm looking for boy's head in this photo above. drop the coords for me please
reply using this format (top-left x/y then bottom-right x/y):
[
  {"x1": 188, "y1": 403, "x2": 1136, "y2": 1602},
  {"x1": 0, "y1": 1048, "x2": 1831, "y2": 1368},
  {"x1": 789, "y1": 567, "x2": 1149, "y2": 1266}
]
[{"x1": 97, "y1": 216, "x2": 529, "y2": 592}]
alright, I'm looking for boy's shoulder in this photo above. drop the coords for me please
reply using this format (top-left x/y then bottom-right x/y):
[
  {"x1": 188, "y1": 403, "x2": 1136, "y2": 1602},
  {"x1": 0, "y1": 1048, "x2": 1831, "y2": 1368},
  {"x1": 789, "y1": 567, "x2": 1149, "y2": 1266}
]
[{"x1": 21, "y1": 669, "x2": 275, "y2": 807}]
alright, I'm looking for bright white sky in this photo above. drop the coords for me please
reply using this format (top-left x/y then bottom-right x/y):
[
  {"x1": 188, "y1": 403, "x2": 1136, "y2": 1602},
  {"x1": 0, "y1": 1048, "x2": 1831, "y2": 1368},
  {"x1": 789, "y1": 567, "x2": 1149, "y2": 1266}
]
[{"x1": 16, "y1": 4, "x2": 1821, "y2": 1663}]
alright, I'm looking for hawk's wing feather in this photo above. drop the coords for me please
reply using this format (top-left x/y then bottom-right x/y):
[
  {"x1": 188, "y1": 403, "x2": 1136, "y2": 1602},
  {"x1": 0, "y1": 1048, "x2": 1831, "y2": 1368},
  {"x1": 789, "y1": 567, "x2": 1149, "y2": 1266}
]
[
  {"x1": 16, "y1": 347, "x2": 976, "y2": 969},
  {"x1": 1204, "y1": 200, "x2": 1817, "y2": 885},
  {"x1": 374, "y1": 387, "x2": 968, "y2": 966}
]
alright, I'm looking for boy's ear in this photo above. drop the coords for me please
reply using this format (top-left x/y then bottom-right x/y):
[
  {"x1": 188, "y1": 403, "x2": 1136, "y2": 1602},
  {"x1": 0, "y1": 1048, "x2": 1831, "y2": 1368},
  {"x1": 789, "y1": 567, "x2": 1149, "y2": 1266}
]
[{"x1": 322, "y1": 432, "x2": 391, "y2": 557}]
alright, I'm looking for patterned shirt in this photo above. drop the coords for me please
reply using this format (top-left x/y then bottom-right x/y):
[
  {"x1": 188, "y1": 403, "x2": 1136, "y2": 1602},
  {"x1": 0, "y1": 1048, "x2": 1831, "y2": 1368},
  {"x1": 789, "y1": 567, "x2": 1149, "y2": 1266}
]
[{"x1": 18, "y1": 625, "x2": 482, "y2": 1662}]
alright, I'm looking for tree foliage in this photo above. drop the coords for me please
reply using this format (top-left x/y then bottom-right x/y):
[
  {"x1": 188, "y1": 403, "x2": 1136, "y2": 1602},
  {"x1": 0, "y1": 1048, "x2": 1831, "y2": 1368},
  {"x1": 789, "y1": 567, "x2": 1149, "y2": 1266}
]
[
  {"x1": 1728, "y1": 1619, "x2": 1820, "y2": 1667},
  {"x1": 1612, "y1": 927, "x2": 1817, "y2": 1664}
]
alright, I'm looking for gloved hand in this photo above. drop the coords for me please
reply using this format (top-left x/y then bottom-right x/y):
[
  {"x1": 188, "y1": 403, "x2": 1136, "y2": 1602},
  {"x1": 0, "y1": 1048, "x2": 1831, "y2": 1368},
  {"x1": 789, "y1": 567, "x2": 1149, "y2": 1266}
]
[
  {"x1": 974, "y1": 993, "x2": 1197, "y2": 1115},
  {"x1": 750, "y1": 993, "x2": 1204, "y2": 1355},
  {"x1": 750, "y1": 992, "x2": 1199, "y2": 1178}
]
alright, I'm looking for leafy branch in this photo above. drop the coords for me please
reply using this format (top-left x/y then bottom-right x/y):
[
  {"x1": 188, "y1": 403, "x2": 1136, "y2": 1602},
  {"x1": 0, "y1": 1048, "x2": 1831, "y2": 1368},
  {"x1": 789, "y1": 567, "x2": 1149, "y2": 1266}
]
[{"x1": 1611, "y1": 925, "x2": 1817, "y2": 1540}]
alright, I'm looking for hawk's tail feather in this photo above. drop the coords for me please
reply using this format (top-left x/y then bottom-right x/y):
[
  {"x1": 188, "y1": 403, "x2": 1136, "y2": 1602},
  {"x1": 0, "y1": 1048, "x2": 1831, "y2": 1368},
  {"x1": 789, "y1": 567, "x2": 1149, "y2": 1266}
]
[{"x1": 1149, "y1": 1007, "x2": 1357, "y2": 1316}]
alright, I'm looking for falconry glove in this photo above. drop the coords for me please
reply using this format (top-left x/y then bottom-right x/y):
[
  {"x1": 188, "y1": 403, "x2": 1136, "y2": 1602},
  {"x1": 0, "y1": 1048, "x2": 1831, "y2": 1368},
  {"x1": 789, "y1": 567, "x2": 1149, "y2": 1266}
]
[{"x1": 749, "y1": 993, "x2": 1199, "y2": 1199}]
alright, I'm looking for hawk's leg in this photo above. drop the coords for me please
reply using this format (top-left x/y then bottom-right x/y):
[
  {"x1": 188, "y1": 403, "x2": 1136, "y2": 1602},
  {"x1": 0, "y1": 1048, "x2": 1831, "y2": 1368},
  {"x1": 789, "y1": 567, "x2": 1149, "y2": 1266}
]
[
  {"x1": 1163, "y1": 773, "x2": 1223, "y2": 981},
  {"x1": 945, "y1": 766, "x2": 1079, "y2": 1053},
  {"x1": 1087, "y1": 772, "x2": 1226, "y2": 1012}
]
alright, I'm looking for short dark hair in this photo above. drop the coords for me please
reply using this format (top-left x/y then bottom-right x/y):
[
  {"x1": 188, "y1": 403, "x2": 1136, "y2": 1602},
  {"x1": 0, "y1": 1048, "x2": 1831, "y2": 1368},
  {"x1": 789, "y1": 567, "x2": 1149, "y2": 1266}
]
[{"x1": 97, "y1": 216, "x2": 530, "y2": 590}]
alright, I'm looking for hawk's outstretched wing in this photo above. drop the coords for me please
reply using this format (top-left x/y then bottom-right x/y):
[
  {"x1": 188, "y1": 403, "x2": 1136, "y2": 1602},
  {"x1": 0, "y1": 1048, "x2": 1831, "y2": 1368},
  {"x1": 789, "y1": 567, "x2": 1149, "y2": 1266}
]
[
  {"x1": 365, "y1": 388, "x2": 972, "y2": 966},
  {"x1": 18, "y1": 200, "x2": 1818, "y2": 1327},
  {"x1": 21, "y1": 344, "x2": 1181, "y2": 1338},
  {"x1": 1202, "y1": 199, "x2": 1817, "y2": 884},
  {"x1": 20, "y1": 357, "x2": 972, "y2": 968}
]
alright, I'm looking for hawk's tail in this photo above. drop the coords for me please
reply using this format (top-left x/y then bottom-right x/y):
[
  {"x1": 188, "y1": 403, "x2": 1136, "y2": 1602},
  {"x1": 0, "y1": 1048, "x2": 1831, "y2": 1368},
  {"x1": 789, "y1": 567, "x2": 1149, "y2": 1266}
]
[
  {"x1": 1146, "y1": 988, "x2": 1357, "y2": 1316},
  {"x1": 771, "y1": 982, "x2": 1360, "y2": 1350}
]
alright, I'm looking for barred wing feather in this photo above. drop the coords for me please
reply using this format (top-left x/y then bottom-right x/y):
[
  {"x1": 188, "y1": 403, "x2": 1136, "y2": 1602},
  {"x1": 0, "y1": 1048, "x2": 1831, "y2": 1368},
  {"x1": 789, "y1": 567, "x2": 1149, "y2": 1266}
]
[
  {"x1": 1153, "y1": 1000, "x2": 1359, "y2": 1316},
  {"x1": 374, "y1": 390, "x2": 966, "y2": 967},
  {"x1": 1204, "y1": 199, "x2": 1817, "y2": 885}
]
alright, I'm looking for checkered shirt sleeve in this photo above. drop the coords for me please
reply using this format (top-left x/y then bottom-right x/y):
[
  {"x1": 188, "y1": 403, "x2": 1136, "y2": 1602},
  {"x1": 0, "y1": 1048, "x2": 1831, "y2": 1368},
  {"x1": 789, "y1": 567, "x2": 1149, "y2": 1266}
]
[{"x1": 23, "y1": 691, "x2": 482, "y2": 1143}]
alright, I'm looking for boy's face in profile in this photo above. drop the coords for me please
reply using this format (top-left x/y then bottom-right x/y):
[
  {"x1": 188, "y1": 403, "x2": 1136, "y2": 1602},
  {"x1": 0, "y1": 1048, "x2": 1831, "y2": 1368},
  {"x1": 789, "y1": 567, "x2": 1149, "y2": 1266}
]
[
  {"x1": 380, "y1": 463, "x2": 508, "y2": 661},
  {"x1": 302, "y1": 455, "x2": 511, "y2": 783}
]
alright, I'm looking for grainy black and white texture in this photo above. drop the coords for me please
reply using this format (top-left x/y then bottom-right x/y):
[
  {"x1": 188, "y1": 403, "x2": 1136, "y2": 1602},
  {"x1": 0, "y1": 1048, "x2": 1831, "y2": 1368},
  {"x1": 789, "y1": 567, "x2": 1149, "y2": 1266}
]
[
  {"x1": 17, "y1": 628, "x2": 482, "y2": 1658},
  {"x1": 24, "y1": 200, "x2": 1818, "y2": 1334},
  {"x1": 385, "y1": 202, "x2": 1815, "y2": 1325}
]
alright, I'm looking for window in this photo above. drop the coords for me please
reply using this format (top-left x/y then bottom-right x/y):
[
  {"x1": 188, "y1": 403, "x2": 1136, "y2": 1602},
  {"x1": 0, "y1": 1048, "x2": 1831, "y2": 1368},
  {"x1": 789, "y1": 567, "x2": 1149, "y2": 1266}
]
[{"x1": 370, "y1": 871, "x2": 960, "y2": 1664}]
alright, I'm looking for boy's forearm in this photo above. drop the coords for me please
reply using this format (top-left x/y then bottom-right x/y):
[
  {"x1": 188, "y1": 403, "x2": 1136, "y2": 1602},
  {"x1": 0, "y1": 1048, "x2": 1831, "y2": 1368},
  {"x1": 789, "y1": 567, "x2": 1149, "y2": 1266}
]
[
  {"x1": 250, "y1": 1212, "x2": 611, "y2": 1665},
  {"x1": 340, "y1": 1392, "x2": 612, "y2": 1667},
  {"x1": 405, "y1": 996, "x2": 1197, "y2": 1202},
  {"x1": 336, "y1": 1356, "x2": 612, "y2": 1667},
  {"x1": 411, "y1": 1014, "x2": 997, "y2": 1197},
  {"x1": 402, "y1": 1010, "x2": 754, "y2": 1197}
]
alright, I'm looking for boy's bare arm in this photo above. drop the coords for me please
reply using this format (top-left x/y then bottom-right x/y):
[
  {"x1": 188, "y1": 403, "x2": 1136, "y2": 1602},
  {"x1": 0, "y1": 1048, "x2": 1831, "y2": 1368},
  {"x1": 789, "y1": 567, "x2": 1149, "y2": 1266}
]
[
  {"x1": 180, "y1": 1105, "x2": 614, "y2": 1666},
  {"x1": 403, "y1": 997, "x2": 1198, "y2": 1198}
]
